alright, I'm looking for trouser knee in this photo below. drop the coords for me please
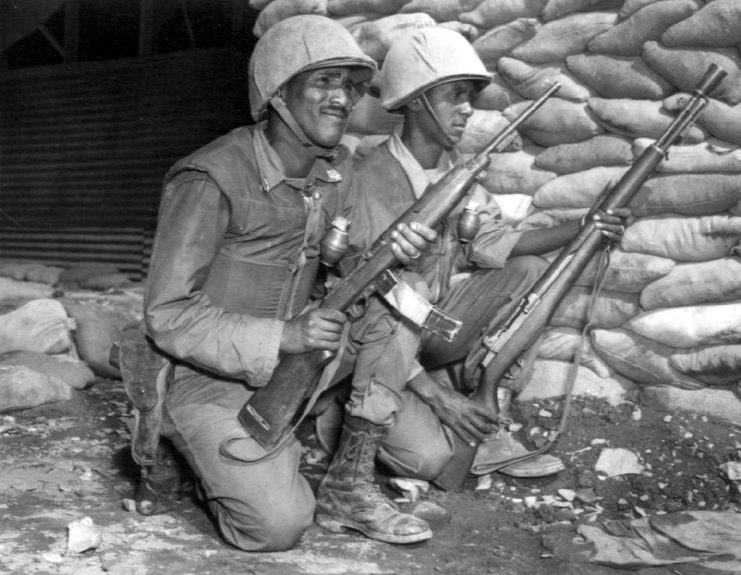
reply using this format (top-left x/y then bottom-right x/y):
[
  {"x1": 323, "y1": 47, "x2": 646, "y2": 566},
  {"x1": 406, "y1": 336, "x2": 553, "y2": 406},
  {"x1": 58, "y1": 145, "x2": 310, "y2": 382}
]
[{"x1": 379, "y1": 435, "x2": 453, "y2": 481}]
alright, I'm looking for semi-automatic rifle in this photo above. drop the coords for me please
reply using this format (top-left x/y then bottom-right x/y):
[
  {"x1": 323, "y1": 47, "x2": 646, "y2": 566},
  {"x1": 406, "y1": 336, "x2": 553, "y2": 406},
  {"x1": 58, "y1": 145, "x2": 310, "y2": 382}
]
[
  {"x1": 434, "y1": 64, "x2": 727, "y2": 491},
  {"x1": 239, "y1": 84, "x2": 562, "y2": 450}
]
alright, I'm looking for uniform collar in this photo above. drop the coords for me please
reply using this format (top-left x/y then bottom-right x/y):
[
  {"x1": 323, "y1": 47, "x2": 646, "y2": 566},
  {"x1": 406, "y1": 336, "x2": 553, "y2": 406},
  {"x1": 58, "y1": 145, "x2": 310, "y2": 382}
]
[
  {"x1": 386, "y1": 127, "x2": 458, "y2": 199},
  {"x1": 252, "y1": 122, "x2": 344, "y2": 193}
]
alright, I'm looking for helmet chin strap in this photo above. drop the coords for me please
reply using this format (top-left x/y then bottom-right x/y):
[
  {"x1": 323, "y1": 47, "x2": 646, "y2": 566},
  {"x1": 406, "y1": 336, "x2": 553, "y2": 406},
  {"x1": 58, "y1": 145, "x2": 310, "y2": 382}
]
[
  {"x1": 270, "y1": 95, "x2": 339, "y2": 161},
  {"x1": 420, "y1": 92, "x2": 457, "y2": 150}
]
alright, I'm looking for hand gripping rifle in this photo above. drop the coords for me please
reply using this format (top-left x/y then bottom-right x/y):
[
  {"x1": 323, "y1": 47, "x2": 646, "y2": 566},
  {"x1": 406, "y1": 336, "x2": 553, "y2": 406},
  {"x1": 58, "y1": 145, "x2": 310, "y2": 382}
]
[
  {"x1": 238, "y1": 83, "x2": 562, "y2": 451},
  {"x1": 434, "y1": 64, "x2": 727, "y2": 491}
]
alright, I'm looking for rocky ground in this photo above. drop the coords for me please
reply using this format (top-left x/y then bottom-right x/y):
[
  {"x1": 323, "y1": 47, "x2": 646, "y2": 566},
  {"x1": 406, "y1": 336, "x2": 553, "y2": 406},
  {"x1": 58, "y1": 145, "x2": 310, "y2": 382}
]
[{"x1": 1, "y1": 292, "x2": 740, "y2": 575}]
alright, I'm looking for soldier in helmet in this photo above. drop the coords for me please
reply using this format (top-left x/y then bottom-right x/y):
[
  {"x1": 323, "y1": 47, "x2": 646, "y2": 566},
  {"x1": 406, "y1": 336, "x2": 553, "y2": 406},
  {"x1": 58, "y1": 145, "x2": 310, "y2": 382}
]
[
  {"x1": 143, "y1": 15, "x2": 435, "y2": 551},
  {"x1": 339, "y1": 27, "x2": 632, "y2": 484}
]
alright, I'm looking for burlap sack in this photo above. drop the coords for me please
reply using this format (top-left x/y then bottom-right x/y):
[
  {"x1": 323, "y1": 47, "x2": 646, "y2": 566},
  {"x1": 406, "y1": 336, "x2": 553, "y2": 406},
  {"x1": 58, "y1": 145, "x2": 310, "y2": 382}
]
[
  {"x1": 510, "y1": 11, "x2": 617, "y2": 64},
  {"x1": 642, "y1": 385, "x2": 741, "y2": 424},
  {"x1": 62, "y1": 302, "x2": 123, "y2": 380},
  {"x1": 0, "y1": 277, "x2": 55, "y2": 302},
  {"x1": 588, "y1": 97, "x2": 708, "y2": 142},
  {"x1": 669, "y1": 344, "x2": 741, "y2": 386},
  {"x1": 399, "y1": 0, "x2": 464, "y2": 21},
  {"x1": 459, "y1": 0, "x2": 547, "y2": 28},
  {"x1": 0, "y1": 299, "x2": 73, "y2": 355},
  {"x1": 575, "y1": 248, "x2": 675, "y2": 294},
  {"x1": 633, "y1": 138, "x2": 741, "y2": 173},
  {"x1": 351, "y1": 12, "x2": 436, "y2": 62},
  {"x1": 663, "y1": 94, "x2": 741, "y2": 147},
  {"x1": 58, "y1": 263, "x2": 120, "y2": 285},
  {"x1": 253, "y1": 0, "x2": 328, "y2": 37},
  {"x1": 587, "y1": 0, "x2": 700, "y2": 56},
  {"x1": 472, "y1": 75, "x2": 524, "y2": 110},
  {"x1": 619, "y1": 0, "x2": 669, "y2": 20},
  {"x1": 642, "y1": 41, "x2": 741, "y2": 105},
  {"x1": 533, "y1": 165, "x2": 629, "y2": 208},
  {"x1": 497, "y1": 57, "x2": 595, "y2": 102},
  {"x1": 551, "y1": 287, "x2": 640, "y2": 330},
  {"x1": 566, "y1": 54, "x2": 673, "y2": 99},
  {"x1": 517, "y1": 207, "x2": 586, "y2": 230},
  {"x1": 626, "y1": 302, "x2": 741, "y2": 348},
  {"x1": 458, "y1": 109, "x2": 522, "y2": 153},
  {"x1": 621, "y1": 214, "x2": 741, "y2": 261},
  {"x1": 437, "y1": 20, "x2": 480, "y2": 42},
  {"x1": 640, "y1": 256, "x2": 741, "y2": 310},
  {"x1": 0, "y1": 350, "x2": 96, "y2": 391},
  {"x1": 662, "y1": 0, "x2": 741, "y2": 48},
  {"x1": 478, "y1": 146, "x2": 556, "y2": 195},
  {"x1": 0, "y1": 364, "x2": 73, "y2": 414},
  {"x1": 542, "y1": 0, "x2": 623, "y2": 22},
  {"x1": 628, "y1": 173, "x2": 741, "y2": 217},
  {"x1": 591, "y1": 328, "x2": 705, "y2": 389},
  {"x1": 536, "y1": 326, "x2": 614, "y2": 377},
  {"x1": 327, "y1": 0, "x2": 411, "y2": 16},
  {"x1": 534, "y1": 134, "x2": 633, "y2": 173},
  {"x1": 473, "y1": 19, "x2": 540, "y2": 69},
  {"x1": 503, "y1": 99, "x2": 604, "y2": 146},
  {"x1": 24, "y1": 265, "x2": 64, "y2": 286}
]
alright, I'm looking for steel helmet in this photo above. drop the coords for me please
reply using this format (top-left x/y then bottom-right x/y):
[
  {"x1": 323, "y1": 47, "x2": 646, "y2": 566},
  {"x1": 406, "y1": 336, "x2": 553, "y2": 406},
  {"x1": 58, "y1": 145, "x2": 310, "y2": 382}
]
[
  {"x1": 249, "y1": 15, "x2": 377, "y2": 121},
  {"x1": 380, "y1": 27, "x2": 490, "y2": 112}
]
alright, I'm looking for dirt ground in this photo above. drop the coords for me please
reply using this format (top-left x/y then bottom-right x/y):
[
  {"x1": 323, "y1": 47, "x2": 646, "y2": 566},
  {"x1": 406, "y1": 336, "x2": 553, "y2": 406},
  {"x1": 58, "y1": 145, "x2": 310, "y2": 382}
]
[{"x1": 1, "y1": 293, "x2": 740, "y2": 575}]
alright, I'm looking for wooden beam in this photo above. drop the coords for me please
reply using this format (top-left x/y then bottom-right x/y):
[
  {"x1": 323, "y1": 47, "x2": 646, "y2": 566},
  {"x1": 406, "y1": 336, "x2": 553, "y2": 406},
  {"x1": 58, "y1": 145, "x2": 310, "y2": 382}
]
[
  {"x1": 139, "y1": 0, "x2": 156, "y2": 56},
  {"x1": 63, "y1": 0, "x2": 80, "y2": 62},
  {"x1": 39, "y1": 24, "x2": 65, "y2": 59}
]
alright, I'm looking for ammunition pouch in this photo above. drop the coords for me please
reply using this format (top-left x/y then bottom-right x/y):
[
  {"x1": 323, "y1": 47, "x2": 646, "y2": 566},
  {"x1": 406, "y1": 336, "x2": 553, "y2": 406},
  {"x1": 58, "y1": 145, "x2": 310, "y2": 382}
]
[{"x1": 110, "y1": 332, "x2": 171, "y2": 468}]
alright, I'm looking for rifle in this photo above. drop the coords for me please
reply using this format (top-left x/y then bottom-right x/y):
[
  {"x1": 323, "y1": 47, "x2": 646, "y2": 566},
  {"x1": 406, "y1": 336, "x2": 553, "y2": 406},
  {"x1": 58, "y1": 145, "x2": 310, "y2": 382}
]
[
  {"x1": 434, "y1": 63, "x2": 727, "y2": 491},
  {"x1": 238, "y1": 83, "x2": 562, "y2": 451}
]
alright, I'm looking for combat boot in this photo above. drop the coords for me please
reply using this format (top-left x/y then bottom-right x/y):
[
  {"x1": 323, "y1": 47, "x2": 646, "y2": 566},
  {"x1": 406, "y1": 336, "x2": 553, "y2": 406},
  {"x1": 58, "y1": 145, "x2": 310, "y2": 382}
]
[{"x1": 315, "y1": 415, "x2": 432, "y2": 544}]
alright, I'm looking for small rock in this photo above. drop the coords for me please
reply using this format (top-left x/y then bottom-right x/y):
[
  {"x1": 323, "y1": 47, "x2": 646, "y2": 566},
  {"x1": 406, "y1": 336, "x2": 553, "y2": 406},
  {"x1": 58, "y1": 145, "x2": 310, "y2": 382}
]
[
  {"x1": 475, "y1": 474, "x2": 493, "y2": 491},
  {"x1": 595, "y1": 448, "x2": 645, "y2": 477},
  {"x1": 67, "y1": 516, "x2": 102, "y2": 554},
  {"x1": 121, "y1": 498, "x2": 137, "y2": 512},
  {"x1": 524, "y1": 495, "x2": 539, "y2": 509},
  {"x1": 558, "y1": 489, "x2": 576, "y2": 502},
  {"x1": 538, "y1": 409, "x2": 553, "y2": 418},
  {"x1": 590, "y1": 438, "x2": 607, "y2": 446},
  {"x1": 631, "y1": 407, "x2": 642, "y2": 421},
  {"x1": 388, "y1": 477, "x2": 429, "y2": 502},
  {"x1": 575, "y1": 488, "x2": 600, "y2": 505},
  {"x1": 719, "y1": 461, "x2": 741, "y2": 481},
  {"x1": 554, "y1": 508, "x2": 576, "y2": 522},
  {"x1": 42, "y1": 552, "x2": 64, "y2": 564},
  {"x1": 411, "y1": 501, "x2": 450, "y2": 529}
]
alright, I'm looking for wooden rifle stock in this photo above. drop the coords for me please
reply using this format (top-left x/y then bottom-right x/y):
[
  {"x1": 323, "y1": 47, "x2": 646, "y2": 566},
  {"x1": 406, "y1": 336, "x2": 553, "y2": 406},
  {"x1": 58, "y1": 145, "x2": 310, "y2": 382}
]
[
  {"x1": 238, "y1": 84, "x2": 562, "y2": 451},
  {"x1": 434, "y1": 64, "x2": 727, "y2": 491}
]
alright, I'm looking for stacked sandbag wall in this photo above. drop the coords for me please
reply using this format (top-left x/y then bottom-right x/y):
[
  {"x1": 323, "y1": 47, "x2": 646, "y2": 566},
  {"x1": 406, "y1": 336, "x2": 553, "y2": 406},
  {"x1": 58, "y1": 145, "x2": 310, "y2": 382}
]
[{"x1": 250, "y1": 0, "x2": 741, "y2": 420}]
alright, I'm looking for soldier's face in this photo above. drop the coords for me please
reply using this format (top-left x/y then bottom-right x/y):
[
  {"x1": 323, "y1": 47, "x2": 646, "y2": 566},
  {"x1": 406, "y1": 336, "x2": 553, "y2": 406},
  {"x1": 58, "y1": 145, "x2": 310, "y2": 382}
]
[
  {"x1": 423, "y1": 79, "x2": 476, "y2": 148},
  {"x1": 283, "y1": 67, "x2": 358, "y2": 148}
]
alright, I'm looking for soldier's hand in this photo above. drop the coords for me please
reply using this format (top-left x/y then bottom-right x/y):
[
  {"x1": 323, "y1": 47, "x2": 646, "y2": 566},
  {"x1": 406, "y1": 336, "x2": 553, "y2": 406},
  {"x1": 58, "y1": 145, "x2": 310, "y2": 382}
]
[
  {"x1": 390, "y1": 222, "x2": 437, "y2": 265},
  {"x1": 425, "y1": 385, "x2": 497, "y2": 447},
  {"x1": 590, "y1": 207, "x2": 634, "y2": 243},
  {"x1": 280, "y1": 307, "x2": 346, "y2": 354}
]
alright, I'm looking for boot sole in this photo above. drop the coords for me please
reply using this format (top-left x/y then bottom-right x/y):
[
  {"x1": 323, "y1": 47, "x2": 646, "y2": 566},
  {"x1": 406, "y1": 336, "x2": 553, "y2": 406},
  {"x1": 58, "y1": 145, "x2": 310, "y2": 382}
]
[{"x1": 315, "y1": 513, "x2": 433, "y2": 545}]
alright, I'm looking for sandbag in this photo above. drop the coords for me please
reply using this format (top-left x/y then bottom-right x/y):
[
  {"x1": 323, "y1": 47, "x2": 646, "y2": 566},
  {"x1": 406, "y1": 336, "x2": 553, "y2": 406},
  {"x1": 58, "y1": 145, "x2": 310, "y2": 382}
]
[
  {"x1": 576, "y1": 249, "x2": 675, "y2": 294},
  {"x1": 62, "y1": 302, "x2": 123, "y2": 380},
  {"x1": 551, "y1": 287, "x2": 640, "y2": 330},
  {"x1": 0, "y1": 364, "x2": 73, "y2": 414},
  {"x1": 472, "y1": 74, "x2": 524, "y2": 110},
  {"x1": 587, "y1": 0, "x2": 700, "y2": 56},
  {"x1": 80, "y1": 273, "x2": 132, "y2": 291},
  {"x1": 249, "y1": 0, "x2": 274, "y2": 10},
  {"x1": 479, "y1": 147, "x2": 556, "y2": 195},
  {"x1": 458, "y1": 109, "x2": 522, "y2": 154},
  {"x1": 642, "y1": 385, "x2": 741, "y2": 424},
  {"x1": 437, "y1": 20, "x2": 480, "y2": 41},
  {"x1": 58, "y1": 263, "x2": 120, "y2": 285},
  {"x1": 503, "y1": 98, "x2": 604, "y2": 146},
  {"x1": 0, "y1": 276, "x2": 55, "y2": 302},
  {"x1": 618, "y1": 0, "x2": 665, "y2": 19},
  {"x1": 473, "y1": 19, "x2": 540, "y2": 69},
  {"x1": 351, "y1": 12, "x2": 436, "y2": 62},
  {"x1": 348, "y1": 93, "x2": 402, "y2": 135},
  {"x1": 640, "y1": 256, "x2": 741, "y2": 310},
  {"x1": 565, "y1": 54, "x2": 673, "y2": 99},
  {"x1": 541, "y1": 0, "x2": 624, "y2": 22},
  {"x1": 253, "y1": 0, "x2": 328, "y2": 37},
  {"x1": 0, "y1": 350, "x2": 96, "y2": 391},
  {"x1": 633, "y1": 138, "x2": 741, "y2": 173},
  {"x1": 0, "y1": 261, "x2": 32, "y2": 280},
  {"x1": 534, "y1": 134, "x2": 633, "y2": 174},
  {"x1": 661, "y1": 0, "x2": 741, "y2": 48},
  {"x1": 533, "y1": 166, "x2": 629, "y2": 208},
  {"x1": 625, "y1": 302, "x2": 741, "y2": 348},
  {"x1": 497, "y1": 57, "x2": 595, "y2": 102},
  {"x1": 621, "y1": 214, "x2": 741, "y2": 261},
  {"x1": 398, "y1": 0, "x2": 464, "y2": 21},
  {"x1": 0, "y1": 299, "x2": 73, "y2": 355},
  {"x1": 642, "y1": 42, "x2": 741, "y2": 106},
  {"x1": 588, "y1": 97, "x2": 707, "y2": 142},
  {"x1": 669, "y1": 344, "x2": 741, "y2": 386},
  {"x1": 509, "y1": 11, "x2": 617, "y2": 64},
  {"x1": 591, "y1": 328, "x2": 705, "y2": 389},
  {"x1": 628, "y1": 173, "x2": 741, "y2": 217},
  {"x1": 493, "y1": 193, "x2": 533, "y2": 224},
  {"x1": 24, "y1": 265, "x2": 64, "y2": 286},
  {"x1": 459, "y1": 0, "x2": 547, "y2": 28},
  {"x1": 537, "y1": 326, "x2": 614, "y2": 377},
  {"x1": 327, "y1": 0, "x2": 411, "y2": 16},
  {"x1": 664, "y1": 94, "x2": 741, "y2": 147}
]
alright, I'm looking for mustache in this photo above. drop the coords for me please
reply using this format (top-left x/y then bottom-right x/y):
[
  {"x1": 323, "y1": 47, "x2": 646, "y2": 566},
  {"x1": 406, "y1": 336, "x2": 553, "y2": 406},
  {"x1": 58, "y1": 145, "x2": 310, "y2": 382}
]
[{"x1": 320, "y1": 104, "x2": 349, "y2": 119}]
